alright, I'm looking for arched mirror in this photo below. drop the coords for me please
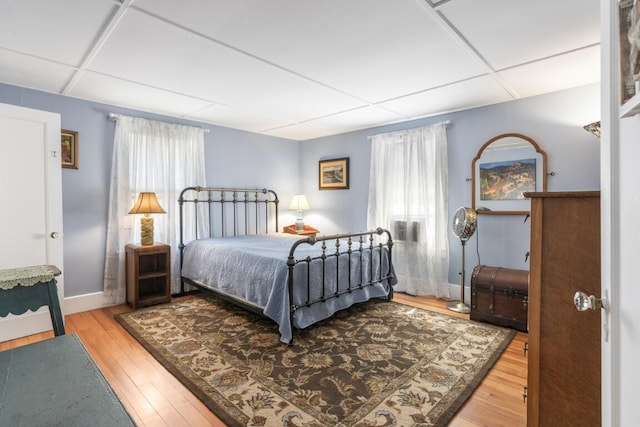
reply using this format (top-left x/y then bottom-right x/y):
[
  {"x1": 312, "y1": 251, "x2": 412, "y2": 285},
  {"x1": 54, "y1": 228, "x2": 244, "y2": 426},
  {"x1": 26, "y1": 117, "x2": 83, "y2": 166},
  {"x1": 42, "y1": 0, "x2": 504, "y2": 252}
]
[{"x1": 472, "y1": 133, "x2": 547, "y2": 215}]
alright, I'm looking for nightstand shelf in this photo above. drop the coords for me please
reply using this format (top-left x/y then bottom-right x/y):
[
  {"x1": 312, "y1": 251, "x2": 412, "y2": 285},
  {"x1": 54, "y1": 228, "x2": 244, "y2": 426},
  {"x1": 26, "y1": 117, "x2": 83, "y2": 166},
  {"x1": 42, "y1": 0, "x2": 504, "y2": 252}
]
[{"x1": 125, "y1": 243, "x2": 171, "y2": 309}]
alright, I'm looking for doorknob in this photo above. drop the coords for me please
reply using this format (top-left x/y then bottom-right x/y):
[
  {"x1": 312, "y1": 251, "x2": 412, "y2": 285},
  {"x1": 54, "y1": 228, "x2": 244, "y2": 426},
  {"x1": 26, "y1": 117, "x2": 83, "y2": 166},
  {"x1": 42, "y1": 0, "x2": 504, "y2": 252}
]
[
  {"x1": 574, "y1": 291, "x2": 608, "y2": 311},
  {"x1": 50, "y1": 232, "x2": 60, "y2": 239}
]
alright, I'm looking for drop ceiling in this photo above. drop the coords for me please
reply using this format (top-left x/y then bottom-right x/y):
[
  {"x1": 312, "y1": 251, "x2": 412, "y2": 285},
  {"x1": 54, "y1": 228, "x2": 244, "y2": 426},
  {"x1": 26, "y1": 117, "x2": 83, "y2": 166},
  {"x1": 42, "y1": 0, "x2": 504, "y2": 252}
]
[{"x1": 0, "y1": 0, "x2": 600, "y2": 141}]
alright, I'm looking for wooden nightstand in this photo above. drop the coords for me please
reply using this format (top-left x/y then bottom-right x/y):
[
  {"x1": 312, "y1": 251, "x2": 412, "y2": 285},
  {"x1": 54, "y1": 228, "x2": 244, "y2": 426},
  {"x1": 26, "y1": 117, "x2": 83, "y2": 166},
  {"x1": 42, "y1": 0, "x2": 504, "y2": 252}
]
[
  {"x1": 283, "y1": 224, "x2": 319, "y2": 237},
  {"x1": 125, "y1": 243, "x2": 171, "y2": 309}
]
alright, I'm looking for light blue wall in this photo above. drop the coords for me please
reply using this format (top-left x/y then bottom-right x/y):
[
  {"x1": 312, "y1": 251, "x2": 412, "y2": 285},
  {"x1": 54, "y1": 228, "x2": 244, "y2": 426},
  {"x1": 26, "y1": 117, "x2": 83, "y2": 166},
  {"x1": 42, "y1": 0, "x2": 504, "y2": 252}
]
[
  {"x1": 0, "y1": 83, "x2": 299, "y2": 297},
  {"x1": 299, "y1": 83, "x2": 601, "y2": 287},
  {"x1": 0, "y1": 82, "x2": 600, "y2": 296}
]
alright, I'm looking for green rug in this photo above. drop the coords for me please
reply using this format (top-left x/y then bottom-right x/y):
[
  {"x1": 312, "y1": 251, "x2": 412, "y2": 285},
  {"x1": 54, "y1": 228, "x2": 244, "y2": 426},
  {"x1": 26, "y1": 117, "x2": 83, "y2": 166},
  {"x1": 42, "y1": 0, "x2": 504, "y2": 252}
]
[{"x1": 115, "y1": 295, "x2": 515, "y2": 426}]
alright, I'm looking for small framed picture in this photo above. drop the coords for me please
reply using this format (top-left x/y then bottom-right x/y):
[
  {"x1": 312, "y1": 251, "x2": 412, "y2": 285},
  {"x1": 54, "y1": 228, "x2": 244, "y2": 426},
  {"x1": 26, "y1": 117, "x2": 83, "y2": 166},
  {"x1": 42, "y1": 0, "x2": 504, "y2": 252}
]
[
  {"x1": 319, "y1": 157, "x2": 349, "y2": 190},
  {"x1": 61, "y1": 129, "x2": 78, "y2": 169}
]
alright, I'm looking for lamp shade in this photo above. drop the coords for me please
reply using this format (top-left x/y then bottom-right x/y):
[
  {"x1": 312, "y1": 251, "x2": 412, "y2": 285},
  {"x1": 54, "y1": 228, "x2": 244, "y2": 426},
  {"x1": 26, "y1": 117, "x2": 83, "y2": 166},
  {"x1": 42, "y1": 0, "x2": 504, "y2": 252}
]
[
  {"x1": 288, "y1": 194, "x2": 310, "y2": 211},
  {"x1": 128, "y1": 192, "x2": 166, "y2": 215}
]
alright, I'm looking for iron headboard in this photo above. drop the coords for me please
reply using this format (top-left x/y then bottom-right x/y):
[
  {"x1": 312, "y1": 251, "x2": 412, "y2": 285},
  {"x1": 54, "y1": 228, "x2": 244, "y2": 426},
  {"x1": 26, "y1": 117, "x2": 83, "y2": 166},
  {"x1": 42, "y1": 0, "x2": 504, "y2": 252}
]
[{"x1": 178, "y1": 186, "x2": 279, "y2": 267}]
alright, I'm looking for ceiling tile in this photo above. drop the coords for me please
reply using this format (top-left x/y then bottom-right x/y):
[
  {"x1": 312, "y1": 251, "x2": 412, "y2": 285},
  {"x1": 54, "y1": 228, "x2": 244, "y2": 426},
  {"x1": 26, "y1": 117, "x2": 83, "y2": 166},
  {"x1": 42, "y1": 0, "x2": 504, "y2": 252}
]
[
  {"x1": 440, "y1": 0, "x2": 600, "y2": 70},
  {"x1": 88, "y1": 9, "x2": 365, "y2": 122},
  {"x1": 0, "y1": 50, "x2": 75, "y2": 93},
  {"x1": 68, "y1": 72, "x2": 213, "y2": 118},
  {"x1": 378, "y1": 75, "x2": 514, "y2": 118},
  {"x1": 185, "y1": 104, "x2": 293, "y2": 134},
  {"x1": 261, "y1": 122, "x2": 338, "y2": 141},
  {"x1": 0, "y1": 0, "x2": 118, "y2": 65},
  {"x1": 305, "y1": 106, "x2": 408, "y2": 135},
  {"x1": 134, "y1": 0, "x2": 488, "y2": 102},
  {"x1": 498, "y1": 46, "x2": 601, "y2": 98}
]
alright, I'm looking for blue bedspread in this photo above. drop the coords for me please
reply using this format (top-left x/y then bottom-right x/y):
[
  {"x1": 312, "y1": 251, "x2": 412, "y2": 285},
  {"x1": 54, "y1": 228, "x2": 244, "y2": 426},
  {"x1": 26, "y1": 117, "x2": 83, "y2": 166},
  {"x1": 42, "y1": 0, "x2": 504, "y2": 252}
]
[{"x1": 181, "y1": 233, "x2": 395, "y2": 343}]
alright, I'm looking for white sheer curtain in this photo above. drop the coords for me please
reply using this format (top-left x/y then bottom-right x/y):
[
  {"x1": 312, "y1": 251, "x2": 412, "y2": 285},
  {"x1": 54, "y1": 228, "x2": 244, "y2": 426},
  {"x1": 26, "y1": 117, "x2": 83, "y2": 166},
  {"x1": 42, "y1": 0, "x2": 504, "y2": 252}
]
[
  {"x1": 103, "y1": 115, "x2": 206, "y2": 302},
  {"x1": 367, "y1": 122, "x2": 450, "y2": 298}
]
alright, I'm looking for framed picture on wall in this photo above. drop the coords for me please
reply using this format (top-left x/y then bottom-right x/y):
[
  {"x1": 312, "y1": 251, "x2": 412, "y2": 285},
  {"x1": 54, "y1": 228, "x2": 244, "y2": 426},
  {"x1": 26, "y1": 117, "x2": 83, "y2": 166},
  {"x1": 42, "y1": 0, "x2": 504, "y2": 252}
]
[
  {"x1": 61, "y1": 129, "x2": 78, "y2": 169},
  {"x1": 319, "y1": 157, "x2": 349, "y2": 190}
]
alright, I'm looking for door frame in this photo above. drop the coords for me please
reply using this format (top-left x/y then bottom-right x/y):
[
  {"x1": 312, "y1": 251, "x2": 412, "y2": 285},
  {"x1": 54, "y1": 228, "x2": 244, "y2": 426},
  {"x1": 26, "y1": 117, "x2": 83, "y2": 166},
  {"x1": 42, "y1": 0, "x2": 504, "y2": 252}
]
[{"x1": 600, "y1": 0, "x2": 618, "y2": 425}]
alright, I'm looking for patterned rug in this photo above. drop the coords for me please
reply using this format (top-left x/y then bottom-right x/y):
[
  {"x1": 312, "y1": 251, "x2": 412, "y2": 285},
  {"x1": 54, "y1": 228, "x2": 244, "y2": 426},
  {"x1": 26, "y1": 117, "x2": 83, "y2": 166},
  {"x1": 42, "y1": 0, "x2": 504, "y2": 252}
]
[{"x1": 115, "y1": 295, "x2": 515, "y2": 427}]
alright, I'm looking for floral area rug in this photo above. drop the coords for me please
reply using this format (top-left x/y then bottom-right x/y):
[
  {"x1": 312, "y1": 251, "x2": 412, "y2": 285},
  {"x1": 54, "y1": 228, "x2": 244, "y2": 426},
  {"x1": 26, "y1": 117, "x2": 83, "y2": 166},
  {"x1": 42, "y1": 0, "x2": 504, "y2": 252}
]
[{"x1": 115, "y1": 295, "x2": 515, "y2": 427}]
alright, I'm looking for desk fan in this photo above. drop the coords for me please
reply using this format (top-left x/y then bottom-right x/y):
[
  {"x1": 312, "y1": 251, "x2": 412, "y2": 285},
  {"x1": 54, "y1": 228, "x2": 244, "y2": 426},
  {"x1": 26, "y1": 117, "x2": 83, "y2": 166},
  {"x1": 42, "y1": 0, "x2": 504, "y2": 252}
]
[{"x1": 447, "y1": 207, "x2": 477, "y2": 313}]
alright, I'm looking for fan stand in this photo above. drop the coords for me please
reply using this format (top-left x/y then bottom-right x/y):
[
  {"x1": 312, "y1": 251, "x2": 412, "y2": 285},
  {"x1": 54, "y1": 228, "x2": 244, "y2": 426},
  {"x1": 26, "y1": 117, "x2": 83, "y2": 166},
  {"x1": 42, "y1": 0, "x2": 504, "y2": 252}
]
[{"x1": 447, "y1": 239, "x2": 471, "y2": 314}]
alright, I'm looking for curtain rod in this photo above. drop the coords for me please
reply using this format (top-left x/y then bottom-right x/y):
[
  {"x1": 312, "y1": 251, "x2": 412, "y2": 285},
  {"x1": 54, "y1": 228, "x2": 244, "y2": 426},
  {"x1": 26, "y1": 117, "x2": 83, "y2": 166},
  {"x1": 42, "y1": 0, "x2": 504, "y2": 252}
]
[
  {"x1": 108, "y1": 112, "x2": 211, "y2": 133},
  {"x1": 366, "y1": 120, "x2": 451, "y2": 140}
]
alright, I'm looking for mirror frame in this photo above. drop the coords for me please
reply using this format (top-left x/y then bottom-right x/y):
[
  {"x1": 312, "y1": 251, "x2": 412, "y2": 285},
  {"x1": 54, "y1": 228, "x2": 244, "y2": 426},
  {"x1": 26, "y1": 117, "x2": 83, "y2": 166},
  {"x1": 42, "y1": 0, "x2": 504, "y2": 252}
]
[{"x1": 471, "y1": 133, "x2": 547, "y2": 215}]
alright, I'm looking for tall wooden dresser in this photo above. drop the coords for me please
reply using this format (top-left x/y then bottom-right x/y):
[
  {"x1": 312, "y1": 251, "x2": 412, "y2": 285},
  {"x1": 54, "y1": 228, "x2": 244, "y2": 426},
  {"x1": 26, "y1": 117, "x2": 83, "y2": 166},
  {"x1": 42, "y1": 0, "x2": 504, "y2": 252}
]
[{"x1": 525, "y1": 191, "x2": 601, "y2": 426}]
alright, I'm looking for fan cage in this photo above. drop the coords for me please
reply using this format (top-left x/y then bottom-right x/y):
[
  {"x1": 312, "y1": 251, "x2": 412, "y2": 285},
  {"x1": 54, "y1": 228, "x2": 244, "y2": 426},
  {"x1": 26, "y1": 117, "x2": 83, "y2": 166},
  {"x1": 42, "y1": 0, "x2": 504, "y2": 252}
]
[{"x1": 452, "y1": 207, "x2": 477, "y2": 241}]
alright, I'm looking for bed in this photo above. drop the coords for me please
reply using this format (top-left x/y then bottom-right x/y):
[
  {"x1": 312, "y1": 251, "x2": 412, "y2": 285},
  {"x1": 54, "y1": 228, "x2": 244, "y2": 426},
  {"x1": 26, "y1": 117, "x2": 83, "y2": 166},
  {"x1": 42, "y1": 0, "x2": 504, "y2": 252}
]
[{"x1": 178, "y1": 186, "x2": 396, "y2": 344}]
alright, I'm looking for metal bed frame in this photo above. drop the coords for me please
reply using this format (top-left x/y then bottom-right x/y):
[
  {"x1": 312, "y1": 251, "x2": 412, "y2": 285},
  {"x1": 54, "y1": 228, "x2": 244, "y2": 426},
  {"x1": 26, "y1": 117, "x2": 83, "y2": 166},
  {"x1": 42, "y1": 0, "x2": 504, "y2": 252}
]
[{"x1": 178, "y1": 186, "x2": 394, "y2": 342}]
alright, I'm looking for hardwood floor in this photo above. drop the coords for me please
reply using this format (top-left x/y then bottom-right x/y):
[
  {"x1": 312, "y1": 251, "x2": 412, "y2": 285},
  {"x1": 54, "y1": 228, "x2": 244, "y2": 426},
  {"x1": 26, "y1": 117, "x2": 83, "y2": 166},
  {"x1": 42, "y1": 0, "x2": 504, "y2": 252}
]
[{"x1": 0, "y1": 294, "x2": 527, "y2": 426}]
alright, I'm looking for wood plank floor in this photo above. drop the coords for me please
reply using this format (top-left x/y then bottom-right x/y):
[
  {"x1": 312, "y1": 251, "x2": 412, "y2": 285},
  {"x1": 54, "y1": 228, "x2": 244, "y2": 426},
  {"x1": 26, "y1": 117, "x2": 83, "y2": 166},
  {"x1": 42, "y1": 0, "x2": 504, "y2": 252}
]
[{"x1": 0, "y1": 294, "x2": 527, "y2": 426}]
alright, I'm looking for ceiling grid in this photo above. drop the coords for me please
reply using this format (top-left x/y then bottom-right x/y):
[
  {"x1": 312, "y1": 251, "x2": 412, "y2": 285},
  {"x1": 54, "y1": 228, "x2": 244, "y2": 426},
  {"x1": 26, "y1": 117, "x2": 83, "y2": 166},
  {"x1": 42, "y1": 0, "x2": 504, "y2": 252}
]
[{"x1": 0, "y1": 0, "x2": 600, "y2": 140}]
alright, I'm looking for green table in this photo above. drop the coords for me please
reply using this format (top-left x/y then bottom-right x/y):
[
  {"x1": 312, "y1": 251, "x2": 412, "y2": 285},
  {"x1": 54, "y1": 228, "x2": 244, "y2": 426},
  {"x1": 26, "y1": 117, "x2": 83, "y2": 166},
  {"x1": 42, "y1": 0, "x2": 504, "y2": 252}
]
[{"x1": 0, "y1": 333, "x2": 136, "y2": 426}]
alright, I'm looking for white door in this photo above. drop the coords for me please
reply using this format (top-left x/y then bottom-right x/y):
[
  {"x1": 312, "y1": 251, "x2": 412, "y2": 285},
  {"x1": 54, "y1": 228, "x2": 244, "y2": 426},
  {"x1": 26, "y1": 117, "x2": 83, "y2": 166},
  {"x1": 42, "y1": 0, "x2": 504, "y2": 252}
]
[
  {"x1": 0, "y1": 103, "x2": 64, "y2": 341},
  {"x1": 601, "y1": 1, "x2": 640, "y2": 425}
]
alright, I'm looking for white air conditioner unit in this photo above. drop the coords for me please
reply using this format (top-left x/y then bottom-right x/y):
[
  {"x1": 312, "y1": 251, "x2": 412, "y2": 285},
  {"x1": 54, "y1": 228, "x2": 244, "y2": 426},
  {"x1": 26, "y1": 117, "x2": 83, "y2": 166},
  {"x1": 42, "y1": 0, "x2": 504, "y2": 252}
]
[{"x1": 393, "y1": 220, "x2": 420, "y2": 242}]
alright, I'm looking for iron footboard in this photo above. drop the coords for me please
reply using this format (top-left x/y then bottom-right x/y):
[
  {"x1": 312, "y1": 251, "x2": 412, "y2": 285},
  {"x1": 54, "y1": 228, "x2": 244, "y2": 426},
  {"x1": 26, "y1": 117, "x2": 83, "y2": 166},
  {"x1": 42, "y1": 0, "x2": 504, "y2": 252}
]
[{"x1": 286, "y1": 228, "x2": 394, "y2": 343}]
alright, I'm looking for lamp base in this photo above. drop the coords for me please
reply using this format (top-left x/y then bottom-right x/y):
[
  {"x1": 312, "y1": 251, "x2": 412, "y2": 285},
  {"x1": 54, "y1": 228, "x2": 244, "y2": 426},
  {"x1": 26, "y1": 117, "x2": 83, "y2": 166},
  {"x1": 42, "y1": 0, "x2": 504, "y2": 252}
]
[
  {"x1": 140, "y1": 216, "x2": 154, "y2": 246},
  {"x1": 446, "y1": 301, "x2": 471, "y2": 314},
  {"x1": 295, "y1": 216, "x2": 304, "y2": 231}
]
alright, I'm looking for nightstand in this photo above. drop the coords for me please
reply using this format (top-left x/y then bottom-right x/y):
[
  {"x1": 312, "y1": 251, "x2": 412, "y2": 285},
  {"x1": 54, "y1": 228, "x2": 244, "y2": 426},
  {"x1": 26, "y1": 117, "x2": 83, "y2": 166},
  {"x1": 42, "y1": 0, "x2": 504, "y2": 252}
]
[
  {"x1": 125, "y1": 243, "x2": 171, "y2": 309},
  {"x1": 283, "y1": 224, "x2": 319, "y2": 237}
]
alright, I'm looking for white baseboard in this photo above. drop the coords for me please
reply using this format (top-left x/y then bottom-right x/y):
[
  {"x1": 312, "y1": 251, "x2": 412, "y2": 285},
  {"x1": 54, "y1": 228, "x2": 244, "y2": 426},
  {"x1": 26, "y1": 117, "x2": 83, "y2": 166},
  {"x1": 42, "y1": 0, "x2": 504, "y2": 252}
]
[
  {"x1": 63, "y1": 291, "x2": 116, "y2": 315},
  {"x1": 448, "y1": 282, "x2": 470, "y2": 305}
]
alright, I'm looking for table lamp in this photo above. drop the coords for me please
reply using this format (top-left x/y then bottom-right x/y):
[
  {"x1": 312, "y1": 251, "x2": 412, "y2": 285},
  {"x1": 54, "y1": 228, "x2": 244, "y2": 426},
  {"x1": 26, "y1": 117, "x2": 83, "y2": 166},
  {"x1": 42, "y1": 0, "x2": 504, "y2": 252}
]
[
  {"x1": 129, "y1": 192, "x2": 166, "y2": 245},
  {"x1": 288, "y1": 194, "x2": 310, "y2": 231}
]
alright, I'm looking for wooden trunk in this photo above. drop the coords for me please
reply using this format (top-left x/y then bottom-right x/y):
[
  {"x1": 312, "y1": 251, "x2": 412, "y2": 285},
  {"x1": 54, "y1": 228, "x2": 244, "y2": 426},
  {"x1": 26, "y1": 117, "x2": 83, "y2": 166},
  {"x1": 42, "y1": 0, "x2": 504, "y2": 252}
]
[{"x1": 470, "y1": 265, "x2": 529, "y2": 332}]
